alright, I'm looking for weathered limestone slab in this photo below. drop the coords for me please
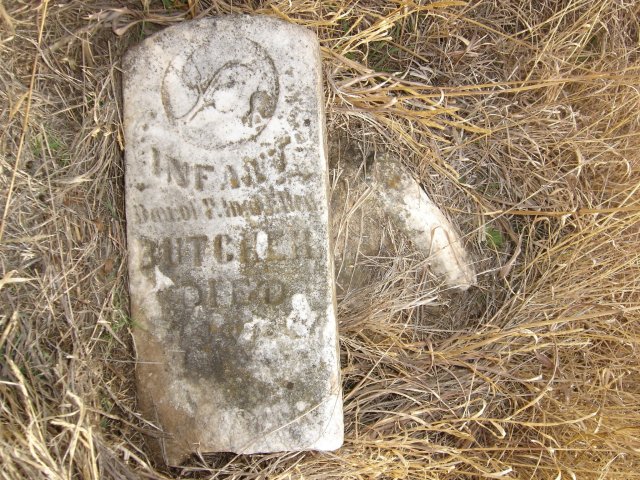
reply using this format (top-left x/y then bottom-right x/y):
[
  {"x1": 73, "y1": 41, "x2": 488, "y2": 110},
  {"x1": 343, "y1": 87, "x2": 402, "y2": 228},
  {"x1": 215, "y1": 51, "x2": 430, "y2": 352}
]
[
  {"x1": 123, "y1": 16, "x2": 342, "y2": 464},
  {"x1": 368, "y1": 155, "x2": 476, "y2": 289},
  {"x1": 331, "y1": 149, "x2": 476, "y2": 292}
]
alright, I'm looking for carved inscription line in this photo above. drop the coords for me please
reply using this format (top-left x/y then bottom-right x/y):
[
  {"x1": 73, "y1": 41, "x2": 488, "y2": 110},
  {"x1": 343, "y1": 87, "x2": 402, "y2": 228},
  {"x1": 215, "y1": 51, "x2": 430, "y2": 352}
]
[
  {"x1": 138, "y1": 229, "x2": 319, "y2": 270},
  {"x1": 142, "y1": 229, "x2": 320, "y2": 310},
  {"x1": 132, "y1": 189, "x2": 319, "y2": 224},
  {"x1": 162, "y1": 277, "x2": 288, "y2": 311},
  {"x1": 132, "y1": 200, "x2": 199, "y2": 224},
  {"x1": 152, "y1": 148, "x2": 218, "y2": 190},
  {"x1": 149, "y1": 137, "x2": 292, "y2": 193}
]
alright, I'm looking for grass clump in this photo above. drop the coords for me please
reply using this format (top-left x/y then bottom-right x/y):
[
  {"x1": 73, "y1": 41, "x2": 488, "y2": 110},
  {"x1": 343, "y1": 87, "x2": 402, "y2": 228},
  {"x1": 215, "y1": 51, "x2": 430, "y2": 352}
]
[{"x1": 1, "y1": 0, "x2": 639, "y2": 478}]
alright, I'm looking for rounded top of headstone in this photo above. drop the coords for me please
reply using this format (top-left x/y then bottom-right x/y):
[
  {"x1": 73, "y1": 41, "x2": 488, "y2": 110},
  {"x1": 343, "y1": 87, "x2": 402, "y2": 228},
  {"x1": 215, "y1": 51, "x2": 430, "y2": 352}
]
[{"x1": 124, "y1": 15, "x2": 319, "y2": 150}]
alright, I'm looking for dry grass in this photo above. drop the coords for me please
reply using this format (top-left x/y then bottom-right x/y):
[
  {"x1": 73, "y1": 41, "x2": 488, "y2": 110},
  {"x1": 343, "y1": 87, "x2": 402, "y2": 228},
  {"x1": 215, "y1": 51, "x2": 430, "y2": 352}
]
[{"x1": 1, "y1": 0, "x2": 639, "y2": 478}]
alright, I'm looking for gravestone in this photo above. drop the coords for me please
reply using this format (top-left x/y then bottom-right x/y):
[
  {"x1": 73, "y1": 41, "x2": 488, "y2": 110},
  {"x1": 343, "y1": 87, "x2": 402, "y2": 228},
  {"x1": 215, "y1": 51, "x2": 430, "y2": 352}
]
[
  {"x1": 367, "y1": 155, "x2": 476, "y2": 289},
  {"x1": 123, "y1": 16, "x2": 343, "y2": 465},
  {"x1": 330, "y1": 148, "x2": 476, "y2": 294}
]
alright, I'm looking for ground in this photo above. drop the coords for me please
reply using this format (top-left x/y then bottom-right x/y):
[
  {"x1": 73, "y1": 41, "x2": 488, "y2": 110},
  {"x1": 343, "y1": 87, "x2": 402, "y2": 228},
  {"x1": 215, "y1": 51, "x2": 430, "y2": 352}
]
[{"x1": 1, "y1": 1, "x2": 639, "y2": 479}]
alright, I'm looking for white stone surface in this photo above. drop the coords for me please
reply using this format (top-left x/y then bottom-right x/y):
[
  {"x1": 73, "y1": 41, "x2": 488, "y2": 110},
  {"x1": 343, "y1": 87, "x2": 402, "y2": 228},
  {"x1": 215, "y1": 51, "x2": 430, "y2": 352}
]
[
  {"x1": 123, "y1": 15, "x2": 342, "y2": 465},
  {"x1": 331, "y1": 153, "x2": 476, "y2": 292},
  {"x1": 368, "y1": 156, "x2": 477, "y2": 289}
]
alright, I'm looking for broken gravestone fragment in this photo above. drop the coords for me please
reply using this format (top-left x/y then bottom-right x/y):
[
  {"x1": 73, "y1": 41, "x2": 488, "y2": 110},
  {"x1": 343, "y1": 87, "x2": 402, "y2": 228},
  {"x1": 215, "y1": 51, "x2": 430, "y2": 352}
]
[
  {"x1": 368, "y1": 155, "x2": 477, "y2": 288},
  {"x1": 331, "y1": 150, "x2": 476, "y2": 293},
  {"x1": 123, "y1": 16, "x2": 342, "y2": 465}
]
